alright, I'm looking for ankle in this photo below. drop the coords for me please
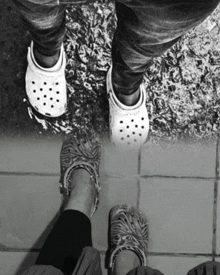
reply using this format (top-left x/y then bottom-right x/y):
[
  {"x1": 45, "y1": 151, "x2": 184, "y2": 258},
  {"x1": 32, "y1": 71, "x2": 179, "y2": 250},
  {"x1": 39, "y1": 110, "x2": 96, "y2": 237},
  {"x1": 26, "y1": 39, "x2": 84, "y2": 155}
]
[
  {"x1": 64, "y1": 169, "x2": 96, "y2": 218},
  {"x1": 113, "y1": 250, "x2": 141, "y2": 275},
  {"x1": 114, "y1": 88, "x2": 140, "y2": 107},
  {"x1": 33, "y1": 48, "x2": 60, "y2": 68}
]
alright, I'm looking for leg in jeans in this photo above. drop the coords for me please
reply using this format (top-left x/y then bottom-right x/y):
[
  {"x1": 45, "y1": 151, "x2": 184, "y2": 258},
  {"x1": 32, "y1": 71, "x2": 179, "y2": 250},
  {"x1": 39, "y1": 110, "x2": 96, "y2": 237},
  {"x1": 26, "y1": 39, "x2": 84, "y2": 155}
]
[
  {"x1": 12, "y1": 0, "x2": 66, "y2": 67},
  {"x1": 12, "y1": 0, "x2": 68, "y2": 117},
  {"x1": 111, "y1": 0, "x2": 220, "y2": 105}
]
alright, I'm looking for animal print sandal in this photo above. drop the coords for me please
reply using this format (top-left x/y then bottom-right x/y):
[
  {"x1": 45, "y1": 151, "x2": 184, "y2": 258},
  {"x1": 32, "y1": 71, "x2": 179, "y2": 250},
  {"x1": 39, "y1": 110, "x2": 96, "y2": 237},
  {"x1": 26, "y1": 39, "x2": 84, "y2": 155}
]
[
  {"x1": 109, "y1": 204, "x2": 148, "y2": 272},
  {"x1": 60, "y1": 136, "x2": 101, "y2": 217}
]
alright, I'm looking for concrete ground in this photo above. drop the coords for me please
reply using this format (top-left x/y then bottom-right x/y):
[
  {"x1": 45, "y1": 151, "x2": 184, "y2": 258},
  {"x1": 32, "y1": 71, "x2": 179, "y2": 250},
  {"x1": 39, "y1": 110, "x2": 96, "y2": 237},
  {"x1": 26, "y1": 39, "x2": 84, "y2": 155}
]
[{"x1": 0, "y1": 137, "x2": 220, "y2": 275}]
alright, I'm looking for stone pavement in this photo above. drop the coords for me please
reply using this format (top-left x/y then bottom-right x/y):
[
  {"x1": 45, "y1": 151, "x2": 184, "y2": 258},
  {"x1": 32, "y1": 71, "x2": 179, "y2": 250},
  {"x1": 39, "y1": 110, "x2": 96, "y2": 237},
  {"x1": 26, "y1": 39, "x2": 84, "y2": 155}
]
[{"x1": 0, "y1": 136, "x2": 219, "y2": 275}]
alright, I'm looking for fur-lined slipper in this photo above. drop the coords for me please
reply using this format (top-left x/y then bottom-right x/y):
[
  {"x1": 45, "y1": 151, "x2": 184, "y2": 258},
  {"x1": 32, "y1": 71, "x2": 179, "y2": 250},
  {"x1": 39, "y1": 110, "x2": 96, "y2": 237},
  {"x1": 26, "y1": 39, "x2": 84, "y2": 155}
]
[{"x1": 60, "y1": 136, "x2": 101, "y2": 217}]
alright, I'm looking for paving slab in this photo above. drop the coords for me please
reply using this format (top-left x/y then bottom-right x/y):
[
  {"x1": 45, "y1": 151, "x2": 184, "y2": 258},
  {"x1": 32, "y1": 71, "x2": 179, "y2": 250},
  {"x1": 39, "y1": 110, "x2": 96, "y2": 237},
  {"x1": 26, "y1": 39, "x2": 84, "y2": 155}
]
[
  {"x1": 217, "y1": 142, "x2": 220, "y2": 254},
  {"x1": 0, "y1": 252, "x2": 107, "y2": 275},
  {"x1": 148, "y1": 255, "x2": 212, "y2": 275},
  {"x1": 100, "y1": 141, "x2": 139, "y2": 178},
  {"x1": 0, "y1": 175, "x2": 62, "y2": 249},
  {"x1": 216, "y1": 180, "x2": 220, "y2": 254},
  {"x1": 0, "y1": 252, "x2": 38, "y2": 275},
  {"x1": 140, "y1": 141, "x2": 216, "y2": 178},
  {"x1": 139, "y1": 178, "x2": 214, "y2": 254},
  {"x1": 0, "y1": 137, "x2": 62, "y2": 174}
]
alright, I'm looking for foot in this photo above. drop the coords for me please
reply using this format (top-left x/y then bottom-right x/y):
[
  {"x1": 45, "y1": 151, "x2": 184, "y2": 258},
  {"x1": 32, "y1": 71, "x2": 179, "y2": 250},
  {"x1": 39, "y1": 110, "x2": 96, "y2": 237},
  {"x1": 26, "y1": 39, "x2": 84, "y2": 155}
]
[
  {"x1": 33, "y1": 48, "x2": 60, "y2": 68},
  {"x1": 64, "y1": 168, "x2": 96, "y2": 218},
  {"x1": 109, "y1": 205, "x2": 148, "y2": 274},
  {"x1": 106, "y1": 66, "x2": 149, "y2": 148},
  {"x1": 113, "y1": 250, "x2": 141, "y2": 275},
  {"x1": 26, "y1": 41, "x2": 67, "y2": 117},
  {"x1": 60, "y1": 136, "x2": 101, "y2": 217},
  {"x1": 115, "y1": 89, "x2": 140, "y2": 107}
]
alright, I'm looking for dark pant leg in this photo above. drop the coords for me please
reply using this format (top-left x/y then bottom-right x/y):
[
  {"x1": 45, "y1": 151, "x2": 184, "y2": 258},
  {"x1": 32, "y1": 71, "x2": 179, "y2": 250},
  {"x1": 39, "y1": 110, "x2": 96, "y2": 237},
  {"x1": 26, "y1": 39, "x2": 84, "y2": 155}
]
[
  {"x1": 187, "y1": 261, "x2": 220, "y2": 275},
  {"x1": 112, "y1": 0, "x2": 220, "y2": 95},
  {"x1": 127, "y1": 261, "x2": 220, "y2": 275},
  {"x1": 127, "y1": 265, "x2": 165, "y2": 275},
  {"x1": 35, "y1": 210, "x2": 93, "y2": 275},
  {"x1": 12, "y1": 0, "x2": 66, "y2": 56}
]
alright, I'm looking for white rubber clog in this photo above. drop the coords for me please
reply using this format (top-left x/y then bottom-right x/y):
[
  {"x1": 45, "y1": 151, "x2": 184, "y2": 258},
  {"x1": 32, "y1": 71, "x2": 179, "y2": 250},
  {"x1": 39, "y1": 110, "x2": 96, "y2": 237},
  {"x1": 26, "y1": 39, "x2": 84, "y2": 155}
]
[
  {"x1": 25, "y1": 42, "x2": 67, "y2": 117},
  {"x1": 106, "y1": 66, "x2": 149, "y2": 148}
]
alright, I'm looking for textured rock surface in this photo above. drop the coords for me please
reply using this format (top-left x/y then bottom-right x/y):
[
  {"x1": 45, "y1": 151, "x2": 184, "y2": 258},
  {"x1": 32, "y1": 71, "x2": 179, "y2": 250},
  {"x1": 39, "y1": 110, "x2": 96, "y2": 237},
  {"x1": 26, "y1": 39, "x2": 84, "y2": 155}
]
[{"x1": 0, "y1": 0, "x2": 220, "y2": 141}]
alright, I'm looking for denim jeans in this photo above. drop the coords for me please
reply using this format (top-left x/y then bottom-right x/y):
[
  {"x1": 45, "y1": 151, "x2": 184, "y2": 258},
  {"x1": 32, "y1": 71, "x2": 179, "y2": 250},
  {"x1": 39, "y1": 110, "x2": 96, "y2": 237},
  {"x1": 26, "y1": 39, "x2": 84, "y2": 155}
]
[{"x1": 13, "y1": 0, "x2": 220, "y2": 95}]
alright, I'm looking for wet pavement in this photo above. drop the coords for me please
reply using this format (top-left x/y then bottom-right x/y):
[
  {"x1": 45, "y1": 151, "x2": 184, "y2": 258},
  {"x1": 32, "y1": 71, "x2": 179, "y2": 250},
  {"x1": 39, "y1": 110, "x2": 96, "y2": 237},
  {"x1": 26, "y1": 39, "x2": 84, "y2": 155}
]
[
  {"x1": 1, "y1": 0, "x2": 220, "y2": 141},
  {"x1": 0, "y1": 0, "x2": 113, "y2": 139}
]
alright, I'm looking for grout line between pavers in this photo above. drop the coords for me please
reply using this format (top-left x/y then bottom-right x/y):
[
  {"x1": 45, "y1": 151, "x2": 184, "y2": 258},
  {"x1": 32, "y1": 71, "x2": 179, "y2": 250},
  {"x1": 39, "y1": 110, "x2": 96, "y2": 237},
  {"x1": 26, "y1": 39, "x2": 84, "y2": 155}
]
[
  {"x1": 140, "y1": 175, "x2": 215, "y2": 180},
  {"x1": 0, "y1": 171, "x2": 216, "y2": 181},
  {"x1": 136, "y1": 148, "x2": 141, "y2": 210},
  {"x1": 97, "y1": 251, "x2": 215, "y2": 258},
  {"x1": 0, "y1": 247, "x2": 215, "y2": 258},
  {"x1": 146, "y1": 252, "x2": 213, "y2": 258},
  {"x1": 212, "y1": 135, "x2": 219, "y2": 261},
  {"x1": 0, "y1": 171, "x2": 60, "y2": 177}
]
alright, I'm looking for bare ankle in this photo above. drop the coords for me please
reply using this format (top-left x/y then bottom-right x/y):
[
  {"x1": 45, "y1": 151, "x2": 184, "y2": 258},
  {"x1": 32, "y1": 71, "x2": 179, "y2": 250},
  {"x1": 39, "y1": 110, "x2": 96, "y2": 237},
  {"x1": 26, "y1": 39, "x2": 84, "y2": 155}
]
[
  {"x1": 64, "y1": 169, "x2": 96, "y2": 218},
  {"x1": 113, "y1": 250, "x2": 141, "y2": 275}
]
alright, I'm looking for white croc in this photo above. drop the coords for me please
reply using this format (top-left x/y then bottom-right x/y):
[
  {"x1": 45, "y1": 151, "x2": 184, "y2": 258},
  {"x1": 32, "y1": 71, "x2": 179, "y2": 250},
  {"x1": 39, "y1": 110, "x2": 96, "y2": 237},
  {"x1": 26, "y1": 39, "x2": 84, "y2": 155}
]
[
  {"x1": 25, "y1": 42, "x2": 67, "y2": 117},
  {"x1": 106, "y1": 66, "x2": 149, "y2": 148}
]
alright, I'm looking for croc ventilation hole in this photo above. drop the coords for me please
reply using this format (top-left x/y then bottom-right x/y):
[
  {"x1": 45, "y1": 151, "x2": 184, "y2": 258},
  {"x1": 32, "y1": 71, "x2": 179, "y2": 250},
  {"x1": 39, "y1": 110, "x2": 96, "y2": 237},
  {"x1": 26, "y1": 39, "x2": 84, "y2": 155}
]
[
  {"x1": 118, "y1": 118, "x2": 146, "y2": 144},
  {"x1": 31, "y1": 81, "x2": 61, "y2": 109}
]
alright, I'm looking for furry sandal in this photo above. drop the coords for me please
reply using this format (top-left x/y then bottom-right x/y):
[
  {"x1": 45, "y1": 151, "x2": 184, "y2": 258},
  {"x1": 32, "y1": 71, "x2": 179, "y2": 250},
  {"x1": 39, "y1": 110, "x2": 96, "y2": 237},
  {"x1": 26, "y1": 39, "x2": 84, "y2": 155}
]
[
  {"x1": 109, "y1": 204, "x2": 149, "y2": 272},
  {"x1": 60, "y1": 136, "x2": 101, "y2": 217}
]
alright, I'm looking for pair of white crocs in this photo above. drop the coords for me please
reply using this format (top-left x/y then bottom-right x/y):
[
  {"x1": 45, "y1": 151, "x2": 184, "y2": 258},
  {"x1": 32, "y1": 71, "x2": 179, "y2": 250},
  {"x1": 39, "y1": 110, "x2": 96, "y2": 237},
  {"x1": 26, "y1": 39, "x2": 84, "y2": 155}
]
[{"x1": 26, "y1": 42, "x2": 149, "y2": 147}]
